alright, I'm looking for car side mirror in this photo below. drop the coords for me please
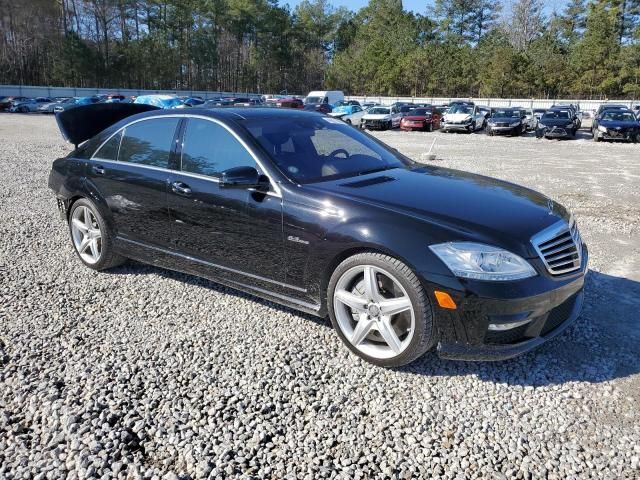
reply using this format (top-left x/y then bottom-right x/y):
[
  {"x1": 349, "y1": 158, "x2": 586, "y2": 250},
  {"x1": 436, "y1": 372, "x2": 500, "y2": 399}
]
[{"x1": 220, "y1": 166, "x2": 269, "y2": 191}]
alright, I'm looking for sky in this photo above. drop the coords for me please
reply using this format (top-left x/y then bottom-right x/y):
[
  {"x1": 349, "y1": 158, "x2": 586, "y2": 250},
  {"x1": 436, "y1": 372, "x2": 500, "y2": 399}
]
[{"x1": 278, "y1": 0, "x2": 570, "y2": 16}]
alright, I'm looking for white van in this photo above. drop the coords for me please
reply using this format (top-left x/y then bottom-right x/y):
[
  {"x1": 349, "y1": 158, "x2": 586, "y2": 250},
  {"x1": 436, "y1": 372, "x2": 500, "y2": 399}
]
[{"x1": 304, "y1": 90, "x2": 345, "y2": 107}]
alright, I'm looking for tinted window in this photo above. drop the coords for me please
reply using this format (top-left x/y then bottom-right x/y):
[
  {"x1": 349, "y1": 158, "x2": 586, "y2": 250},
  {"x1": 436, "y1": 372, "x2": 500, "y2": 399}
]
[
  {"x1": 119, "y1": 118, "x2": 179, "y2": 168},
  {"x1": 93, "y1": 131, "x2": 122, "y2": 161},
  {"x1": 245, "y1": 116, "x2": 408, "y2": 184},
  {"x1": 181, "y1": 118, "x2": 256, "y2": 177}
]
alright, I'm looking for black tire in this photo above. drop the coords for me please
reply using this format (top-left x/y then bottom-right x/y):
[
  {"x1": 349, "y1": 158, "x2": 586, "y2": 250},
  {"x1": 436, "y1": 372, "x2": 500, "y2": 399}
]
[
  {"x1": 68, "y1": 198, "x2": 126, "y2": 271},
  {"x1": 327, "y1": 252, "x2": 436, "y2": 367}
]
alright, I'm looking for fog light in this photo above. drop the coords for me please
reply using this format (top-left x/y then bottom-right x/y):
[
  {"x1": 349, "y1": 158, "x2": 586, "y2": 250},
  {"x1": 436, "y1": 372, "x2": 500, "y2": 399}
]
[{"x1": 488, "y1": 319, "x2": 531, "y2": 331}]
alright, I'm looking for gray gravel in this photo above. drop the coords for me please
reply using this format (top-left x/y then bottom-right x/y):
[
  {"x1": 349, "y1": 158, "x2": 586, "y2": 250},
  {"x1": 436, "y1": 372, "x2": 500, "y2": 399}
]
[{"x1": 1, "y1": 114, "x2": 639, "y2": 479}]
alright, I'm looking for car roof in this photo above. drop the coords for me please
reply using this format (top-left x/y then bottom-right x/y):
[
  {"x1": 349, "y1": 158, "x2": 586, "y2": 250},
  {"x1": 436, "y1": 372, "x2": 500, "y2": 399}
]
[{"x1": 133, "y1": 106, "x2": 326, "y2": 122}]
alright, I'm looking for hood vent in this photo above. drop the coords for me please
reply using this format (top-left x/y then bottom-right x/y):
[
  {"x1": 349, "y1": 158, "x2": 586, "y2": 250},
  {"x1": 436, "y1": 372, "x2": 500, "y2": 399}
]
[{"x1": 341, "y1": 176, "x2": 396, "y2": 188}]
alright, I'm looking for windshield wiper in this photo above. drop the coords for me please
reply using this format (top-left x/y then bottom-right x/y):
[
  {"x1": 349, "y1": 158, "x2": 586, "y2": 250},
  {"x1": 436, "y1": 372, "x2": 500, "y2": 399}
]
[{"x1": 357, "y1": 165, "x2": 398, "y2": 176}]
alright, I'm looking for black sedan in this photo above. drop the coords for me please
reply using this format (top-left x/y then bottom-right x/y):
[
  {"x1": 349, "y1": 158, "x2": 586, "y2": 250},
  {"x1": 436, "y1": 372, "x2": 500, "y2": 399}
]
[
  {"x1": 49, "y1": 105, "x2": 587, "y2": 367},
  {"x1": 536, "y1": 108, "x2": 578, "y2": 139},
  {"x1": 485, "y1": 108, "x2": 525, "y2": 136},
  {"x1": 592, "y1": 109, "x2": 639, "y2": 142}
]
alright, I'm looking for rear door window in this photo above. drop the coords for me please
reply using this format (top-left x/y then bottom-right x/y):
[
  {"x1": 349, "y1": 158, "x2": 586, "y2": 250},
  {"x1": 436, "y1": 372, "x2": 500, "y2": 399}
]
[
  {"x1": 93, "y1": 131, "x2": 122, "y2": 161},
  {"x1": 118, "y1": 118, "x2": 180, "y2": 168}
]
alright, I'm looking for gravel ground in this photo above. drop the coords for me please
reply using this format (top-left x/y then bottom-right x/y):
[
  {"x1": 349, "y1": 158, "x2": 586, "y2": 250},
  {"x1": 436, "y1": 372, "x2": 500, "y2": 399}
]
[{"x1": 0, "y1": 114, "x2": 638, "y2": 479}]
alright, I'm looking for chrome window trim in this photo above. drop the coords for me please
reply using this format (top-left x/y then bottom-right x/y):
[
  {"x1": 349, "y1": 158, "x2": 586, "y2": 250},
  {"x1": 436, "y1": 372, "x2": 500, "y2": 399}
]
[
  {"x1": 118, "y1": 236, "x2": 306, "y2": 293},
  {"x1": 89, "y1": 113, "x2": 282, "y2": 198}
]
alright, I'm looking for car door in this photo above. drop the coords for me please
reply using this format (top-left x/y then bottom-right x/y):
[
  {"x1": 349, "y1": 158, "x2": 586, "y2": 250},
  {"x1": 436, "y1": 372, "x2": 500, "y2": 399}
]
[
  {"x1": 87, "y1": 116, "x2": 180, "y2": 248},
  {"x1": 167, "y1": 116, "x2": 285, "y2": 287},
  {"x1": 391, "y1": 107, "x2": 402, "y2": 127}
]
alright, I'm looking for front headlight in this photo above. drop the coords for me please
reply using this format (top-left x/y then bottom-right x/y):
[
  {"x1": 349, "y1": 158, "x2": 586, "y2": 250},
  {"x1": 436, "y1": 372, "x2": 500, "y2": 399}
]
[
  {"x1": 597, "y1": 125, "x2": 607, "y2": 133},
  {"x1": 510, "y1": 121, "x2": 520, "y2": 127},
  {"x1": 538, "y1": 123, "x2": 546, "y2": 128},
  {"x1": 464, "y1": 116, "x2": 473, "y2": 123},
  {"x1": 429, "y1": 242, "x2": 537, "y2": 281},
  {"x1": 487, "y1": 120, "x2": 495, "y2": 125}
]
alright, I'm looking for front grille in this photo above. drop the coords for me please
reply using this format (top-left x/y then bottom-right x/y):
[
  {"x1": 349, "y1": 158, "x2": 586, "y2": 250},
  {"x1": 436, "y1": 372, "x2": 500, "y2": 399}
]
[
  {"x1": 541, "y1": 294, "x2": 578, "y2": 335},
  {"x1": 532, "y1": 219, "x2": 582, "y2": 275},
  {"x1": 496, "y1": 122, "x2": 510, "y2": 127}
]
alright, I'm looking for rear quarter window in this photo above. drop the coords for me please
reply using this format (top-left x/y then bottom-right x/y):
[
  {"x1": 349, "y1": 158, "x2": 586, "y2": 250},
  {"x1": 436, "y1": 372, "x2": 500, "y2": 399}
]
[{"x1": 92, "y1": 131, "x2": 122, "y2": 161}]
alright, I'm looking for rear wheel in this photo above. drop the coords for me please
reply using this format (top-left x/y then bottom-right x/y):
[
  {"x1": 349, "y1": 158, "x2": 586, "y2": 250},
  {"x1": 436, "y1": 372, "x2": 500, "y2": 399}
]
[
  {"x1": 68, "y1": 198, "x2": 126, "y2": 271},
  {"x1": 328, "y1": 253, "x2": 435, "y2": 367}
]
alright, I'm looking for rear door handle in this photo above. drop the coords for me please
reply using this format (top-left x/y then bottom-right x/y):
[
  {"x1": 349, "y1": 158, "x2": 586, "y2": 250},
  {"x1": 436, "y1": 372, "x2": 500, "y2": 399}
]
[
  {"x1": 171, "y1": 181, "x2": 192, "y2": 196},
  {"x1": 91, "y1": 165, "x2": 105, "y2": 175}
]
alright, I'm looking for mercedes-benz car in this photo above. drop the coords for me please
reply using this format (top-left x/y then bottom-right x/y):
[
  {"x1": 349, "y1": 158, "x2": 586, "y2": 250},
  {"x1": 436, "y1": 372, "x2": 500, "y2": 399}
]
[{"x1": 49, "y1": 105, "x2": 587, "y2": 367}]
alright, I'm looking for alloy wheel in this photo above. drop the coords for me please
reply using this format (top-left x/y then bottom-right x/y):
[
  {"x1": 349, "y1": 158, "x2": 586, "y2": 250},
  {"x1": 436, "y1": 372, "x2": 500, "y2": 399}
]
[
  {"x1": 70, "y1": 205, "x2": 102, "y2": 264},
  {"x1": 333, "y1": 265, "x2": 415, "y2": 360}
]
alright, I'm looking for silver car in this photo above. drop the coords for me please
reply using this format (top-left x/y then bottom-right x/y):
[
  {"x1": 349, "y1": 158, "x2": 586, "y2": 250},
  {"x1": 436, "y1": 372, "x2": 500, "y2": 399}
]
[
  {"x1": 37, "y1": 97, "x2": 72, "y2": 113},
  {"x1": 9, "y1": 97, "x2": 52, "y2": 113}
]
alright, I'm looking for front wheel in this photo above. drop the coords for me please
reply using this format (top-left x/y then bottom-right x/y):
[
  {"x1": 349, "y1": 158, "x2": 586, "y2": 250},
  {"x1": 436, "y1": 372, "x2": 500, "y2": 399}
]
[
  {"x1": 68, "y1": 198, "x2": 126, "y2": 270},
  {"x1": 328, "y1": 253, "x2": 435, "y2": 367}
]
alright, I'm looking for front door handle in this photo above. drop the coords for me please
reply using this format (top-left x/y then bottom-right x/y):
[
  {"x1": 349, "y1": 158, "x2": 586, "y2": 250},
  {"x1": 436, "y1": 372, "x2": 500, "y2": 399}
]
[
  {"x1": 92, "y1": 165, "x2": 105, "y2": 175},
  {"x1": 171, "y1": 181, "x2": 192, "y2": 196}
]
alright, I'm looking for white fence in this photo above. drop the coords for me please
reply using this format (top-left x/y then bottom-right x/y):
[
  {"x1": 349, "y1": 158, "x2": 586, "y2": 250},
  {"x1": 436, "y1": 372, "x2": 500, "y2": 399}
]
[
  {"x1": 345, "y1": 96, "x2": 637, "y2": 111},
  {"x1": 1, "y1": 85, "x2": 637, "y2": 111}
]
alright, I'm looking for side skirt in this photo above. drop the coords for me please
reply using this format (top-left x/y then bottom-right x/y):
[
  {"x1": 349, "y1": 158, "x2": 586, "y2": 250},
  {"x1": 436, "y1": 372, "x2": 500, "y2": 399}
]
[{"x1": 114, "y1": 237, "x2": 323, "y2": 317}]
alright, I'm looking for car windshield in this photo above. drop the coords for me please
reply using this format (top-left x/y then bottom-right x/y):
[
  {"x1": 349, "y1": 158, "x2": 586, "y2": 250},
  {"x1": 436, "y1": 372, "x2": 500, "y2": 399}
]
[
  {"x1": 493, "y1": 109, "x2": 520, "y2": 118},
  {"x1": 244, "y1": 116, "x2": 409, "y2": 184},
  {"x1": 369, "y1": 107, "x2": 390, "y2": 114},
  {"x1": 411, "y1": 109, "x2": 431, "y2": 116},
  {"x1": 449, "y1": 105, "x2": 473, "y2": 114},
  {"x1": 602, "y1": 111, "x2": 636, "y2": 122},
  {"x1": 305, "y1": 96, "x2": 323, "y2": 105},
  {"x1": 400, "y1": 106, "x2": 415, "y2": 113},
  {"x1": 543, "y1": 110, "x2": 570, "y2": 120},
  {"x1": 334, "y1": 101, "x2": 349, "y2": 107}
]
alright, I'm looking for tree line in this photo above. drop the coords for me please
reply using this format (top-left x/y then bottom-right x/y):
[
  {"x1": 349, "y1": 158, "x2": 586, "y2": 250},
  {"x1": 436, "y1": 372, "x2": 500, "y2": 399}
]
[{"x1": 0, "y1": 0, "x2": 639, "y2": 99}]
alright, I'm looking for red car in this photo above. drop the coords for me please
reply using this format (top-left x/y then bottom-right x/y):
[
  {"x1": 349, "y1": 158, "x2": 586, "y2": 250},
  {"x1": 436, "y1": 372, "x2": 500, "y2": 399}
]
[
  {"x1": 400, "y1": 107, "x2": 441, "y2": 132},
  {"x1": 276, "y1": 97, "x2": 304, "y2": 109}
]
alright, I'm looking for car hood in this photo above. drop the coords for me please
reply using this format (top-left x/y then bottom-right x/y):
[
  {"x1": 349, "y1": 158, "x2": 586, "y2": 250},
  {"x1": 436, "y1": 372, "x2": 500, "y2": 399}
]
[
  {"x1": 599, "y1": 120, "x2": 639, "y2": 128},
  {"x1": 490, "y1": 116, "x2": 521, "y2": 123},
  {"x1": 363, "y1": 113, "x2": 391, "y2": 120},
  {"x1": 306, "y1": 166, "x2": 569, "y2": 258},
  {"x1": 445, "y1": 113, "x2": 472, "y2": 122},
  {"x1": 539, "y1": 118, "x2": 573, "y2": 126}
]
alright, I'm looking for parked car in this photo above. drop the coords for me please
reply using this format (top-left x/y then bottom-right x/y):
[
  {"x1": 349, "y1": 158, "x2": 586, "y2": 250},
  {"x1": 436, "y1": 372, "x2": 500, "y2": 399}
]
[
  {"x1": 486, "y1": 108, "x2": 526, "y2": 136},
  {"x1": 520, "y1": 108, "x2": 537, "y2": 131},
  {"x1": 181, "y1": 97, "x2": 205, "y2": 107},
  {"x1": 54, "y1": 96, "x2": 101, "y2": 113},
  {"x1": 552, "y1": 104, "x2": 582, "y2": 129},
  {"x1": 37, "y1": 97, "x2": 72, "y2": 113},
  {"x1": 592, "y1": 109, "x2": 639, "y2": 142},
  {"x1": 0, "y1": 96, "x2": 29, "y2": 111},
  {"x1": 232, "y1": 97, "x2": 263, "y2": 107},
  {"x1": 536, "y1": 108, "x2": 578, "y2": 139},
  {"x1": 362, "y1": 102, "x2": 379, "y2": 109},
  {"x1": 304, "y1": 103, "x2": 333, "y2": 114},
  {"x1": 50, "y1": 105, "x2": 587, "y2": 367},
  {"x1": 304, "y1": 90, "x2": 344, "y2": 110},
  {"x1": 591, "y1": 106, "x2": 634, "y2": 137},
  {"x1": 442, "y1": 104, "x2": 485, "y2": 133},
  {"x1": 595, "y1": 103, "x2": 628, "y2": 118},
  {"x1": 399, "y1": 107, "x2": 441, "y2": 131},
  {"x1": 204, "y1": 97, "x2": 234, "y2": 107},
  {"x1": 133, "y1": 95, "x2": 184, "y2": 109},
  {"x1": 274, "y1": 97, "x2": 304, "y2": 109},
  {"x1": 477, "y1": 106, "x2": 491, "y2": 126},
  {"x1": 331, "y1": 104, "x2": 366, "y2": 126},
  {"x1": 533, "y1": 108, "x2": 547, "y2": 122},
  {"x1": 9, "y1": 97, "x2": 52, "y2": 113},
  {"x1": 361, "y1": 106, "x2": 401, "y2": 130},
  {"x1": 329, "y1": 100, "x2": 362, "y2": 117}
]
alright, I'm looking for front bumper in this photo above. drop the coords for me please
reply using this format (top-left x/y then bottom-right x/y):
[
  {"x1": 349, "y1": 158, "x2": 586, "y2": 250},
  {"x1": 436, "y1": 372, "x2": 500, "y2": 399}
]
[
  {"x1": 596, "y1": 129, "x2": 638, "y2": 141},
  {"x1": 400, "y1": 121, "x2": 428, "y2": 130},
  {"x1": 443, "y1": 122, "x2": 473, "y2": 131},
  {"x1": 538, "y1": 126, "x2": 573, "y2": 138},
  {"x1": 363, "y1": 120, "x2": 391, "y2": 130},
  {"x1": 431, "y1": 246, "x2": 588, "y2": 361},
  {"x1": 487, "y1": 125, "x2": 520, "y2": 135}
]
